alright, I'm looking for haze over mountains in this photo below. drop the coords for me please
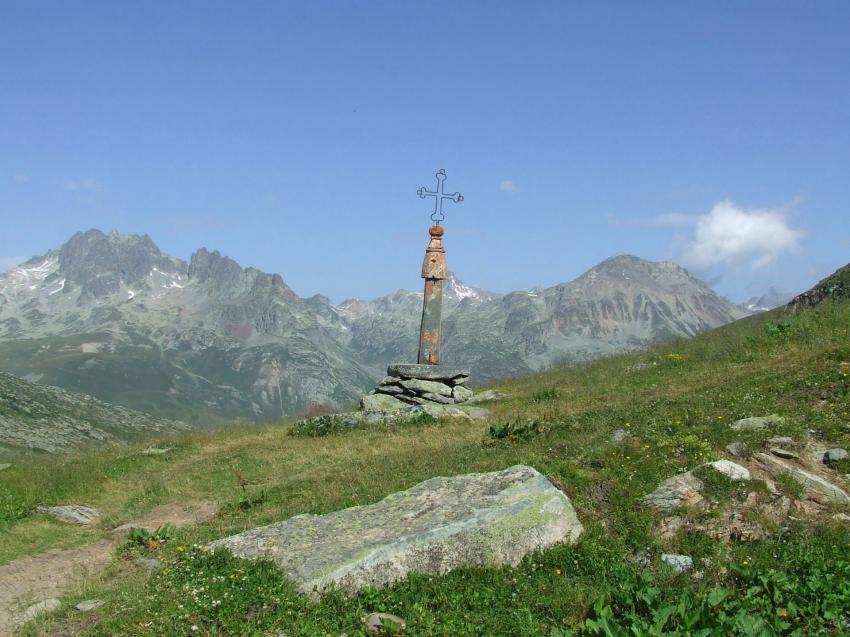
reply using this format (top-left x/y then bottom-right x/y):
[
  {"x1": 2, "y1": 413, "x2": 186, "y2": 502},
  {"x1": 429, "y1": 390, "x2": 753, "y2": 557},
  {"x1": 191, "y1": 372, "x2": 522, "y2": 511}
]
[{"x1": 0, "y1": 229, "x2": 750, "y2": 424}]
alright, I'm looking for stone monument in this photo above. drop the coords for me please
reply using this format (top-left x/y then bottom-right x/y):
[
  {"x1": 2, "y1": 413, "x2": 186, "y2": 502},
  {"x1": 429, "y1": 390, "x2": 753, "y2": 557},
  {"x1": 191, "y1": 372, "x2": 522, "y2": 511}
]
[{"x1": 365, "y1": 169, "x2": 474, "y2": 408}]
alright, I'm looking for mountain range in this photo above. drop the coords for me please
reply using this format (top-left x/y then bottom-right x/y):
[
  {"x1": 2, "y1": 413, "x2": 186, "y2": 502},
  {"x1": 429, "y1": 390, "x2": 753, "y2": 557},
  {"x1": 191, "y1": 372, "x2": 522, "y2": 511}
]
[{"x1": 0, "y1": 229, "x2": 750, "y2": 424}]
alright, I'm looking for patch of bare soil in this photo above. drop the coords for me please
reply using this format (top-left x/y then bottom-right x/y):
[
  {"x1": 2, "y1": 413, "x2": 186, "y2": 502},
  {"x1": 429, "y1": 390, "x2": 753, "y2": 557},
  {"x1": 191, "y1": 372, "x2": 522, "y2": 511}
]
[{"x1": 0, "y1": 499, "x2": 216, "y2": 635}]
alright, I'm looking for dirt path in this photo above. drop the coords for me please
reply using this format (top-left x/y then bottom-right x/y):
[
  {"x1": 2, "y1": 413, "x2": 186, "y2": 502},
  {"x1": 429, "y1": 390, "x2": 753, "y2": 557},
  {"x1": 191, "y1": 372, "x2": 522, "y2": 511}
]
[{"x1": 0, "y1": 499, "x2": 217, "y2": 635}]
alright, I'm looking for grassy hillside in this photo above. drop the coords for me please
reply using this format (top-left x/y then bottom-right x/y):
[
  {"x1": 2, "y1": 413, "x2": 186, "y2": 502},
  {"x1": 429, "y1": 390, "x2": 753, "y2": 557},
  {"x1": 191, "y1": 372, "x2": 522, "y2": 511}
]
[{"x1": 4, "y1": 295, "x2": 850, "y2": 635}]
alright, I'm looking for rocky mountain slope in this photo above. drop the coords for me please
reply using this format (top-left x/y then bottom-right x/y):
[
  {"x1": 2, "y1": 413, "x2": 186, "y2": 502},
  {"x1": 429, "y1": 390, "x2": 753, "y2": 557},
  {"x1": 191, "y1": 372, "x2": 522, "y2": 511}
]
[
  {"x1": 0, "y1": 370, "x2": 188, "y2": 453},
  {"x1": 0, "y1": 230, "x2": 749, "y2": 424}
]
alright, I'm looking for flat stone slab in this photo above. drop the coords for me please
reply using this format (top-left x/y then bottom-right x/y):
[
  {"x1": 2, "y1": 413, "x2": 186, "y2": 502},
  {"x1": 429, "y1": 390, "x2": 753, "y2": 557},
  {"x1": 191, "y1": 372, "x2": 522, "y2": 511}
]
[
  {"x1": 755, "y1": 453, "x2": 850, "y2": 505},
  {"x1": 387, "y1": 364, "x2": 470, "y2": 382},
  {"x1": 36, "y1": 505, "x2": 100, "y2": 525},
  {"x1": 210, "y1": 465, "x2": 582, "y2": 596}
]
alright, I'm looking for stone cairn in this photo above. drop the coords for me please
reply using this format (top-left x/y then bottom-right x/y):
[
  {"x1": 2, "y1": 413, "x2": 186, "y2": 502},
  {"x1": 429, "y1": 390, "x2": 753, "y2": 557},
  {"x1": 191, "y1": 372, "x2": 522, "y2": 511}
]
[{"x1": 371, "y1": 363, "x2": 473, "y2": 406}]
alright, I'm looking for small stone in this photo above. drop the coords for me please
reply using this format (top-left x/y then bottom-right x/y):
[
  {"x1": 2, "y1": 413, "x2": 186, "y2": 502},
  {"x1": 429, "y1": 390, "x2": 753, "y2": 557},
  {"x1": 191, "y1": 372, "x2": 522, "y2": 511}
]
[
  {"x1": 464, "y1": 389, "x2": 505, "y2": 404},
  {"x1": 364, "y1": 612, "x2": 407, "y2": 635},
  {"x1": 140, "y1": 447, "x2": 172, "y2": 456},
  {"x1": 725, "y1": 442, "x2": 746, "y2": 457},
  {"x1": 20, "y1": 598, "x2": 61, "y2": 622},
  {"x1": 387, "y1": 364, "x2": 470, "y2": 382},
  {"x1": 708, "y1": 460, "x2": 751, "y2": 481},
  {"x1": 730, "y1": 414, "x2": 785, "y2": 431},
  {"x1": 660, "y1": 553, "x2": 693, "y2": 573},
  {"x1": 823, "y1": 448, "x2": 849, "y2": 464},
  {"x1": 770, "y1": 447, "x2": 799, "y2": 460},
  {"x1": 399, "y1": 378, "x2": 454, "y2": 397},
  {"x1": 361, "y1": 394, "x2": 408, "y2": 414},
  {"x1": 379, "y1": 376, "x2": 403, "y2": 386},
  {"x1": 766, "y1": 436, "x2": 795, "y2": 446},
  {"x1": 36, "y1": 504, "x2": 100, "y2": 525},
  {"x1": 75, "y1": 599, "x2": 105, "y2": 612},
  {"x1": 643, "y1": 472, "x2": 704, "y2": 512},
  {"x1": 0, "y1": 463, "x2": 10, "y2": 471},
  {"x1": 452, "y1": 385, "x2": 474, "y2": 403},
  {"x1": 137, "y1": 558, "x2": 163, "y2": 571},
  {"x1": 611, "y1": 429, "x2": 628, "y2": 443}
]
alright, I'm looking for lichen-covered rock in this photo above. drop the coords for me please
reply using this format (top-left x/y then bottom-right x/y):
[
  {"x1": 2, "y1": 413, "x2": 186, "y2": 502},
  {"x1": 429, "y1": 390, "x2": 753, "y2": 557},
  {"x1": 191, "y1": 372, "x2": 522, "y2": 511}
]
[
  {"x1": 708, "y1": 460, "x2": 751, "y2": 481},
  {"x1": 361, "y1": 394, "x2": 408, "y2": 414},
  {"x1": 730, "y1": 414, "x2": 785, "y2": 431},
  {"x1": 755, "y1": 453, "x2": 850, "y2": 505},
  {"x1": 661, "y1": 553, "x2": 693, "y2": 573},
  {"x1": 210, "y1": 465, "x2": 582, "y2": 596},
  {"x1": 387, "y1": 364, "x2": 470, "y2": 382},
  {"x1": 642, "y1": 472, "x2": 704, "y2": 511},
  {"x1": 36, "y1": 505, "x2": 99, "y2": 525},
  {"x1": 399, "y1": 378, "x2": 453, "y2": 397},
  {"x1": 452, "y1": 386, "x2": 474, "y2": 403}
]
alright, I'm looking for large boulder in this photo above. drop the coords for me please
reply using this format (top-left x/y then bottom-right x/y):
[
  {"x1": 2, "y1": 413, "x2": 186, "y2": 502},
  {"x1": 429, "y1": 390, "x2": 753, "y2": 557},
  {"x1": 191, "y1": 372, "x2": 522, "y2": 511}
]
[{"x1": 209, "y1": 465, "x2": 582, "y2": 596}]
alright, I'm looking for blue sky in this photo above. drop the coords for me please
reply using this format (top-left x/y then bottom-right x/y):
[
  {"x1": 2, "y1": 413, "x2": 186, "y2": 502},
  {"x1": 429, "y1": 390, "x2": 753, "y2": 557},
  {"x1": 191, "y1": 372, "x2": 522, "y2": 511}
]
[{"x1": 1, "y1": 1, "x2": 848, "y2": 302}]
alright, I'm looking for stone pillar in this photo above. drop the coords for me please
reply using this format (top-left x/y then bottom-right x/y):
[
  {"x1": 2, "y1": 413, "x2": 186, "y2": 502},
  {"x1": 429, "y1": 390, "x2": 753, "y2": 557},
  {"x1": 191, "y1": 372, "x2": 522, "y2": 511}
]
[{"x1": 418, "y1": 225, "x2": 447, "y2": 365}]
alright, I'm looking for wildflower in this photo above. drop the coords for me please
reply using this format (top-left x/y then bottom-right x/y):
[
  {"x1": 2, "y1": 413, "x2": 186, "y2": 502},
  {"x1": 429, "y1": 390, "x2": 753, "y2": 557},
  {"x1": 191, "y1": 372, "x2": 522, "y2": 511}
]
[{"x1": 554, "y1": 568, "x2": 561, "y2": 575}]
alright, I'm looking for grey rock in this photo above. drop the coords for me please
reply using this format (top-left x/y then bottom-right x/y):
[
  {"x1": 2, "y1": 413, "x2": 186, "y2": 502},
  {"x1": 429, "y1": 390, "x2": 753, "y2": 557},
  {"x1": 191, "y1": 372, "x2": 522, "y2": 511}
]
[
  {"x1": 361, "y1": 394, "x2": 408, "y2": 414},
  {"x1": 75, "y1": 599, "x2": 105, "y2": 612},
  {"x1": 374, "y1": 384, "x2": 404, "y2": 396},
  {"x1": 766, "y1": 436, "x2": 795, "y2": 446},
  {"x1": 420, "y1": 392, "x2": 455, "y2": 404},
  {"x1": 364, "y1": 612, "x2": 406, "y2": 635},
  {"x1": 725, "y1": 442, "x2": 746, "y2": 457},
  {"x1": 405, "y1": 403, "x2": 472, "y2": 420},
  {"x1": 209, "y1": 465, "x2": 583, "y2": 596},
  {"x1": 708, "y1": 460, "x2": 750, "y2": 481},
  {"x1": 457, "y1": 406, "x2": 489, "y2": 420},
  {"x1": 387, "y1": 364, "x2": 470, "y2": 382},
  {"x1": 140, "y1": 447, "x2": 172, "y2": 456},
  {"x1": 770, "y1": 447, "x2": 799, "y2": 460},
  {"x1": 137, "y1": 557, "x2": 163, "y2": 571},
  {"x1": 755, "y1": 453, "x2": 850, "y2": 505},
  {"x1": 399, "y1": 378, "x2": 454, "y2": 397},
  {"x1": 379, "y1": 376, "x2": 402, "y2": 386},
  {"x1": 452, "y1": 385, "x2": 474, "y2": 403},
  {"x1": 19, "y1": 598, "x2": 61, "y2": 622},
  {"x1": 643, "y1": 472, "x2": 704, "y2": 512},
  {"x1": 661, "y1": 553, "x2": 694, "y2": 573},
  {"x1": 449, "y1": 375, "x2": 471, "y2": 386},
  {"x1": 464, "y1": 389, "x2": 505, "y2": 404},
  {"x1": 730, "y1": 414, "x2": 785, "y2": 431},
  {"x1": 824, "y1": 448, "x2": 849, "y2": 464},
  {"x1": 36, "y1": 504, "x2": 99, "y2": 525},
  {"x1": 611, "y1": 429, "x2": 628, "y2": 443}
]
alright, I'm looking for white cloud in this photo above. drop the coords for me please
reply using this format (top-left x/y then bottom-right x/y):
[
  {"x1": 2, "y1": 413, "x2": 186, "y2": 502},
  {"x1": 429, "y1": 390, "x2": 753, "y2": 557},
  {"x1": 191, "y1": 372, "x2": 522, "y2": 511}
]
[
  {"x1": 0, "y1": 256, "x2": 27, "y2": 272},
  {"x1": 64, "y1": 177, "x2": 103, "y2": 192},
  {"x1": 682, "y1": 200, "x2": 803, "y2": 270},
  {"x1": 499, "y1": 179, "x2": 517, "y2": 193}
]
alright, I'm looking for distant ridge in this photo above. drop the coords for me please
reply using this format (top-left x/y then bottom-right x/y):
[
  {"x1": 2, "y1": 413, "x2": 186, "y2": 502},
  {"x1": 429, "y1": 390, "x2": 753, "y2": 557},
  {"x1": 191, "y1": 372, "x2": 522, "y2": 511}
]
[{"x1": 0, "y1": 230, "x2": 750, "y2": 424}]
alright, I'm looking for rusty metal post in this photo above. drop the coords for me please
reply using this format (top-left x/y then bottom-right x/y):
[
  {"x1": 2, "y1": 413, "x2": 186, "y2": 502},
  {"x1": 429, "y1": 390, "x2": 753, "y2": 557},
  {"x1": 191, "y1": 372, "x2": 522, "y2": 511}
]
[{"x1": 418, "y1": 224, "x2": 447, "y2": 365}]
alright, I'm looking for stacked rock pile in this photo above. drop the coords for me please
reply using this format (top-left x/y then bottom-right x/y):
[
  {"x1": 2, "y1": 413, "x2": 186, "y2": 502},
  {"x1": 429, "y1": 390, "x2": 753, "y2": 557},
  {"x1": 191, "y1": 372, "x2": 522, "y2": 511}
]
[{"x1": 372, "y1": 364, "x2": 473, "y2": 405}]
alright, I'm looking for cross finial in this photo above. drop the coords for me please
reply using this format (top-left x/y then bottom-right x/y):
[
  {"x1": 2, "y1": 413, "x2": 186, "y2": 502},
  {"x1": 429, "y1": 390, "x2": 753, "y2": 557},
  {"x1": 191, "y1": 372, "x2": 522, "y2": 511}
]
[{"x1": 417, "y1": 169, "x2": 463, "y2": 225}]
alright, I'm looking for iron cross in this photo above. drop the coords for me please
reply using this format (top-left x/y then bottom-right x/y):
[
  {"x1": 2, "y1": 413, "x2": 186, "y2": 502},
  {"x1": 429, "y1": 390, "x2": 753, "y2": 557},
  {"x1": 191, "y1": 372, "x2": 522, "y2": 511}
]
[{"x1": 417, "y1": 169, "x2": 463, "y2": 224}]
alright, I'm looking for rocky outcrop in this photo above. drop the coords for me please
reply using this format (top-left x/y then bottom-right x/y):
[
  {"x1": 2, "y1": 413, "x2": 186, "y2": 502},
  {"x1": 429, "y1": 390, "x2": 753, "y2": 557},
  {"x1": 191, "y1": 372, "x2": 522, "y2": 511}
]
[{"x1": 209, "y1": 465, "x2": 583, "y2": 595}]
